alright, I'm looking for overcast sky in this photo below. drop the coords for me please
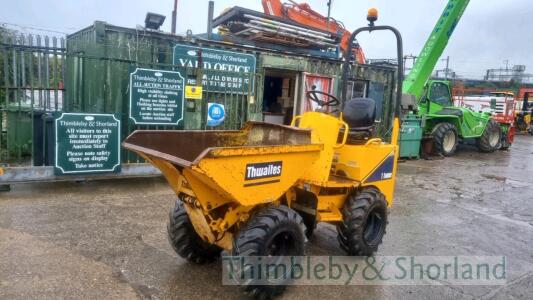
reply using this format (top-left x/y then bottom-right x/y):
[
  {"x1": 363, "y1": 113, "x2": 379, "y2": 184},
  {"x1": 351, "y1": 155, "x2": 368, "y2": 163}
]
[{"x1": 2, "y1": 0, "x2": 531, "y2": 79}]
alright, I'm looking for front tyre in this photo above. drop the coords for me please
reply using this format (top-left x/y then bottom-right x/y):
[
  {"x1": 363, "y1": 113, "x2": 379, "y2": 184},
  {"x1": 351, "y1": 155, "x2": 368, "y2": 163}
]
[
  {"x1": 338, "y1": 188, "x2": 388, "y2": 256},
  {"x1": 432, "y1": 122, "x2": 458, "y2": 156},
  {"x1": 477, "y1": 120, "x2": 501, "y2": 153},
  {"x1": 231, "y1": 206, "x2": 305, "y2": 299}
]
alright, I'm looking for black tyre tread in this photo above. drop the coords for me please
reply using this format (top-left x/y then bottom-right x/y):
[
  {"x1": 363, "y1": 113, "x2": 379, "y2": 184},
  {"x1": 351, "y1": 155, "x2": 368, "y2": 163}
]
[
  {"x1": 337, "y1": 188, "x2": 388, "y2": 256},
  {"x1": 477, "y1": 120, "x2": 501, "y2": 153},
  {"x1": 432, "y1": 122, "x2": 458, "y2": 156},
  {"x1": 233, "y1": 206, "x2": 304, "y2": 254},
  {"x1": 232, "y1": 205, "x2": 305, "y2": 299},
  {"x1": 167, "y1": 200, "x2": 222, "y2": 264}
]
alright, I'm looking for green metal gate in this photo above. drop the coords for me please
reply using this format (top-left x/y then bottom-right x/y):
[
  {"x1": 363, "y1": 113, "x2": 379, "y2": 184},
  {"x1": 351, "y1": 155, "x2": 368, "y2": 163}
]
[{"x1": 0, "y1": 28, "x2": 65, "y2": 166}]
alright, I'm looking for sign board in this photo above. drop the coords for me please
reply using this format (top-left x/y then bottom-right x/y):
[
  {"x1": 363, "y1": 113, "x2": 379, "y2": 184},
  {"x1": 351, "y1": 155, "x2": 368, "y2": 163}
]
[
  {"x1": 207, "y1": 103, "x2": 225, "y2": 127},
  {"x1": 173, "y1": 44, "x2": 256, "y2": 93},
  {"x1": 185, "y1": 85, "x2": 203, "y2": 100},
  {"x1": 129, "y1": 68, "x2": 185, "y2": 125},
  {"x1": 55, "y1": 113, "x2": 121, "y2": 175}
]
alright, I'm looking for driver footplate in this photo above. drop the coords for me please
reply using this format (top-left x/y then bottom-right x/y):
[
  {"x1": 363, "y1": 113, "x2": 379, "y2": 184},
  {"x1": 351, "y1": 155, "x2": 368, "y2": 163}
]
[{"x1": 337, "y1": 128, "x2": 374, "y2": 145}]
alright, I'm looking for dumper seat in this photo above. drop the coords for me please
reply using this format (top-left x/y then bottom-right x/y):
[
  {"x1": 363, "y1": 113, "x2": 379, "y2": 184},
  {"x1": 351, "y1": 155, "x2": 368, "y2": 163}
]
[{"x1": 340, "y1": 98, "x2": 376, "y2": 144}]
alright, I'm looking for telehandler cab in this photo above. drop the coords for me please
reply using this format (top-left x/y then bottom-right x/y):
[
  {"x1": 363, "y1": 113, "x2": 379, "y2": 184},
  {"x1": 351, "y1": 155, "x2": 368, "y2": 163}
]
[{"x1": 123, "y1": 9, "x2": 403, "y2": 299}]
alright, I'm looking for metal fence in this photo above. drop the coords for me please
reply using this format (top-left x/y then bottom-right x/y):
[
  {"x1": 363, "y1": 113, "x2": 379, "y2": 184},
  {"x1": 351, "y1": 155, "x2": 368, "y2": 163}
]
[
  {"x1": 0, "y1": 30, "x2": 65, "y2": 165},
  {"x1": 0, "y1": 28, "x2": 261, "y2": 170}
]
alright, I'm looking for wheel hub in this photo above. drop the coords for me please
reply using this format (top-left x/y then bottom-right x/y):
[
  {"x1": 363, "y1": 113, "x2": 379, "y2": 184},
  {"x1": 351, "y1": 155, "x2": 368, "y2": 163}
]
[
  {"x1": 489, "y1": 128, "x2": 500, "y2": 147},
  {"x1": 443, "y1": 131, "x2": 456, "y2": 152},
  {"x1": 266, "y1": 231, "x2": 296, "y2": 257}
]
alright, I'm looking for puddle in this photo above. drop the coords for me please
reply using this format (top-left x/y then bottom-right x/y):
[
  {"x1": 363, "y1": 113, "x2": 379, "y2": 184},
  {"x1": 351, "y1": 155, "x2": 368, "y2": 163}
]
[
  {"x1": 505, "y1": 179, "x2": 531, "y2": 188},
  {"x1": 482, "y1": 174, "x2": 531, "y2": 188},
  {"x1": 482, "y1": 174, "x2": 506, "y2": 181}
]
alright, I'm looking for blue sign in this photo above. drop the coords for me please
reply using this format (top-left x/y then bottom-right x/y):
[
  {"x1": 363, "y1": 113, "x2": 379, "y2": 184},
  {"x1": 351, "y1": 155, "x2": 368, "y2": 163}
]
[{"x1": 207, "y1": 103, "x2": 225, "y2": 127}]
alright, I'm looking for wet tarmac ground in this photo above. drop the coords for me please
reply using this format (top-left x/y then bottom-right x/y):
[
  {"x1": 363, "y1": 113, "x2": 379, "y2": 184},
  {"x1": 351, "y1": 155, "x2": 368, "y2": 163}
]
[{"x1": 1, "y1": 135, "x2": 532, "y2": 299}]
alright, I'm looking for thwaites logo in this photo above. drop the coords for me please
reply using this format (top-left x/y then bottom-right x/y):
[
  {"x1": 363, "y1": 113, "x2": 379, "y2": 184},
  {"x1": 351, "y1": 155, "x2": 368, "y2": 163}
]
[{"x1": 245, "y1": 161, "x2": 282, "y2": 180}]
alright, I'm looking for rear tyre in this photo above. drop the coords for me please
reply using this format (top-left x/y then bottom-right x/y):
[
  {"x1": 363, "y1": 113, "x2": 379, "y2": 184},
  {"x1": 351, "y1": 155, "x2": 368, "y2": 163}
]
[
  {"x1": 231, "y1": 206, "x2": 305, "y2": 299},
  {"x1": 432, "y1": 122, "x2": 458, "y2": 156},
  {"x1": 167, "y1": 199, "x2": 222, "y2": 264},
  {"x1": 477, "y1": 120, "x2": 501, "y2": 153},
  {"x1": 338, "y1": 188, "x2": 388, "y2": 256}
]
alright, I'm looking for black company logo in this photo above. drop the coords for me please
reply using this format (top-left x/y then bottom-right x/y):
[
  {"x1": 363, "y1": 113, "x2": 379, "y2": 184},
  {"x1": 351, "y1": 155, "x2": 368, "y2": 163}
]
[{"x1": 244, "y1": 161, "x2": 282, "y2": 186}]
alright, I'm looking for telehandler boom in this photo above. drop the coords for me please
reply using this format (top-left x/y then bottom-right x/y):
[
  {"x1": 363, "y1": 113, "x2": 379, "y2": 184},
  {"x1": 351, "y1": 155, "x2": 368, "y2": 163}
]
[{"x1": 403, "y1": 0, "x2": 469, "y2": 99}]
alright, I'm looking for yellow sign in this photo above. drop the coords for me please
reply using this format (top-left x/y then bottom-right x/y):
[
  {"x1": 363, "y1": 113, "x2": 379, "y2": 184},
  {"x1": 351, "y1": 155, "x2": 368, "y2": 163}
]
[{"x1": 185, "y1": 85, "x2": 203, "y2": 100}]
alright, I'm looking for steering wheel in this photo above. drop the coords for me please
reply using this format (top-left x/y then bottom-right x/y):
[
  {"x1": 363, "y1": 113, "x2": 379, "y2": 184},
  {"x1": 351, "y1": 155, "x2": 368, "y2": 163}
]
[{"x1": 307, "y1": 90, "x2": 340, "y2": 108}]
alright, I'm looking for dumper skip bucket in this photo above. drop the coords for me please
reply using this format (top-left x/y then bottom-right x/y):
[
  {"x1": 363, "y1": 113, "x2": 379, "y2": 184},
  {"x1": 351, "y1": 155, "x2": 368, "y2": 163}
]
[{"x1": 122, "y1": 122, "x2": 323, "y2": 207}]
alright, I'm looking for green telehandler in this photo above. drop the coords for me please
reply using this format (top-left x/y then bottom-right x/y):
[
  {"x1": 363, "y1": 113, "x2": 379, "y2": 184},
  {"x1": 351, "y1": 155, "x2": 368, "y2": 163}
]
[{"x1": 401, "y1": 0, "x2": 501, "y2": 156}]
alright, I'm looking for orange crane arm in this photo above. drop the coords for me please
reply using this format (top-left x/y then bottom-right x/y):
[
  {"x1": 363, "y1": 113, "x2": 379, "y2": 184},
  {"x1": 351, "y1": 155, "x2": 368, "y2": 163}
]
[
  {"x1": 262, "y1": 0, "x2": 284, "y2": 16},
  {"x1": 262, "y1": 0, "x2": 365, "y2": 63}
]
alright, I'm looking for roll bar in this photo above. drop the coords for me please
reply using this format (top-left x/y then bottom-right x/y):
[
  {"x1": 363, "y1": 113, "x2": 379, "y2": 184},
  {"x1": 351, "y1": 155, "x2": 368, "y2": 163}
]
[{"x1": 341, "y1": 25, "x2": 404, "y2": 119}]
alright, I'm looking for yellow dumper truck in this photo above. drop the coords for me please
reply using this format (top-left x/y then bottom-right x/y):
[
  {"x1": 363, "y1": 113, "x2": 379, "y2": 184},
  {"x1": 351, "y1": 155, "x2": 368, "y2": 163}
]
[{"x1": 123, "y1": 11, "x2": 403, "y2": 299}]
